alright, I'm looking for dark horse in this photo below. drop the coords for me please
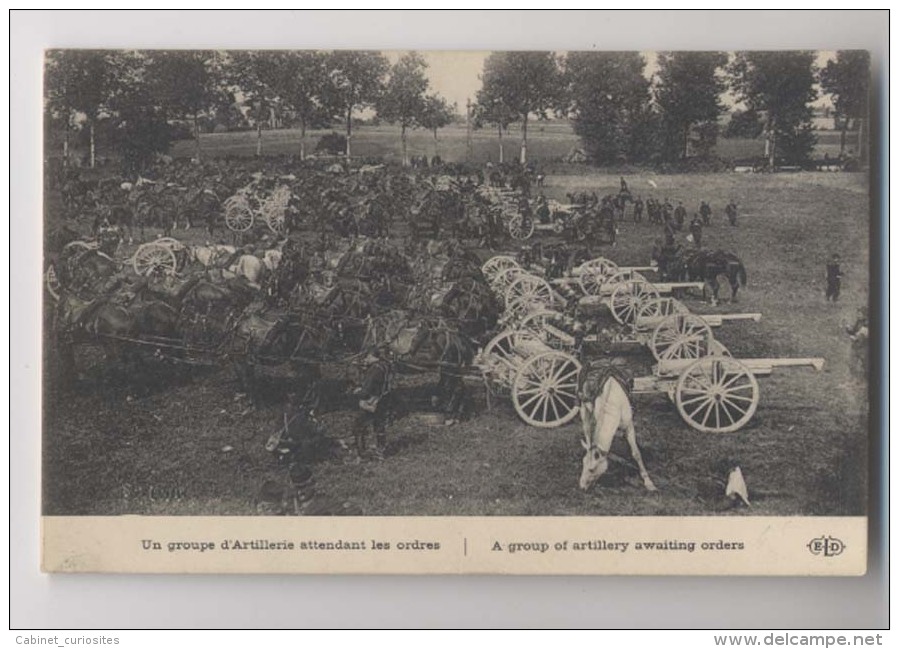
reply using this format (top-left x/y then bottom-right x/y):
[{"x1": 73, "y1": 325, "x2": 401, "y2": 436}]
[
  {"x1": 652, "y1": 246, "x2": 747, "y2": 305},
  {"x1": 228, "y1": 304, "x2": 335, "y2": 410},
  {"x1": 362, "y1": 311, "x2": 475, "y2": 424},
  {"x1": 53, "y1": 290, "x2": 180, "y2": 382}
]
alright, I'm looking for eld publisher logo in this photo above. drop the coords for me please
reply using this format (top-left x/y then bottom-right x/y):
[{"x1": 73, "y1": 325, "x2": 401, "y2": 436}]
[{"x1": 807, "y1": 536, "x2": 846, "y2": 557}]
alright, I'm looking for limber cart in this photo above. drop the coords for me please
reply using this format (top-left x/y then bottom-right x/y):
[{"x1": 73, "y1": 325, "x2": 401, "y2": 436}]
[
  {"x1": 46, "y1": 236, "x2": 189, "y2": 300},
  {"x1": 224, "y1": 185, "x2": 293, "y2": 235}
]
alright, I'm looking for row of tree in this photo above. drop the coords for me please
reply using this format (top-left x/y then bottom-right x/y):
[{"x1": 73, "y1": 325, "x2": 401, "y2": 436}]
[
  {"x1": 474, "y1": 50, "x2": 870, "y2": 166},
  {"x1": 45, "y1": 50, "x2": 455, "y2": 170},
  {"x1": 46, "y1": 49, "x2": 870, "y2": 171}
]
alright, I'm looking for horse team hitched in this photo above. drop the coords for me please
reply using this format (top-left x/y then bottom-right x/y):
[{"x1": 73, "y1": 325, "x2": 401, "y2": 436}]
[{"x1": 47, "y1": 162, "x2": 827, "y2": 510}]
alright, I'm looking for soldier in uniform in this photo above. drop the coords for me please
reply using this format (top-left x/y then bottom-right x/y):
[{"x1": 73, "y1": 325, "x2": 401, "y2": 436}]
[
  {"x1": 535, "y1": 194, "x2": 551, "y2": 224},
  {"x1": 699, "y1": 200, "x2": 712, "y2": 226},
  {"x1": 353, "y1": 344, "x2": 393, "y2": 459},
  {"x1": 674, "y1": 201, "x2": 687, "y2": 230},
  {"x1": 825, "y1": 254, "x2": 843, "y2": 302},
  {"x1": 726, "y1": 201, "x2": 738, "y2": 226},
  {"x1": 689, "y1": 214, "x2": 704, "y2": 248},
  {"x1": 633, "y1": 196, "x2": 644, "y2": 222}
]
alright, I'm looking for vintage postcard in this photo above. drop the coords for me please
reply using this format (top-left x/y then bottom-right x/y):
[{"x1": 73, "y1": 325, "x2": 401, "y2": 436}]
[{"x1": 41, "y1": 47, "x2": 872, "y2": 575}]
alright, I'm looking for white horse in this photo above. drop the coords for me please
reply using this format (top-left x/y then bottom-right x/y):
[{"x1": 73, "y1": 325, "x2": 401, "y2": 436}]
[
  {"x1": 578, "y1": 370, "x2": 656, "y2": 492},
  {"x1": 227, "y1": 254, "x2": 268, "y2": 289},
  {"x1": 190, "y1": 244, "x2": 236, "y2": 269}
]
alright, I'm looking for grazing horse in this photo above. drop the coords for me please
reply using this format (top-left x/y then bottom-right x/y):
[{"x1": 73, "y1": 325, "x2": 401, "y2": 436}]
[{"x1": 577, "y1": 365, "x2": 656, "y2": 492}]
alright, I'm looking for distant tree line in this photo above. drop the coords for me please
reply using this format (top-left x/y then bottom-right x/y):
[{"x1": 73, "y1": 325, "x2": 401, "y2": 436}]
[
  {"x1": 44, "y1": 49, "x2": 869, "y2": 173},
  {"x1": 472, "y1": 50, "x2": 870, "y2": 167}
]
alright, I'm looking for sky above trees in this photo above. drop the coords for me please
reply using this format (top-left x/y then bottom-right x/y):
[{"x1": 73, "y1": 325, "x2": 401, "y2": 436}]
[{"x1": 386, "y1": 50, "x2": 837, "y2": 114}]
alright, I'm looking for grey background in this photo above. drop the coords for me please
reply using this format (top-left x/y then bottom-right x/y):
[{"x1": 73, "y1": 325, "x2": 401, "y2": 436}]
[{"x1": 11, "y1": 9, "x2": 888, "y2": 629}]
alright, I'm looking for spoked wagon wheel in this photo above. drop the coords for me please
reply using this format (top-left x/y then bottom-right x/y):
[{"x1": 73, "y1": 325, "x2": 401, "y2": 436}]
[
  {"x1": 508, "y1": 214, "x2": 535, "y2": 240},
  {"x1": 609, "y1": 279, "x2": 660, "y2": 325},
  {"x1": 513, "y1": 351, "x2": 582, "y2": 428},
  {"x1": 481, "y1": 255, "x2": 520, "y2": 284},
  {"x1": 675, "y1": 356, "x2": 759, "y2": 433},
  {"x1": 649, "y1": 313, "x2": 714, "y2": 361},
  {"x1": 576, "y1": 257, "x2": 618, "y2": 296},
  {"x1": 265, "y1": 211, "x2": 287, "y2": 235},
  {"x1": 224, "y1": 195, "x2": 254, "y2": 232},
  {"x1": 504, "y1": 274, "x2": 555, "y2": 310},
  {"x1": 518, "y1": 310, "x2": 577, "y2": 351},
  {"x1": 636, "y1": 296, "x2": 689, "y2": 322},
  {"x1": 480, "y1": 330, "x2": 545, "y2": 389},
  {"x1": 45, "y1": 264, "x2": 61, "y2": 300},
  {"x1": 132, "y1": 242, "x2": 178, "y2": 277}
]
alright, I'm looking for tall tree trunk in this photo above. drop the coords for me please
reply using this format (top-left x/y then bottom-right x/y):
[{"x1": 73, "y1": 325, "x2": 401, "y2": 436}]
[
  {"x1": 299, "y1": 119, "x2": 306, "y2": 161},
  {"x1": 194, "y1": 112, "x2": 201, "y2": 162},
  {"x1": 839, "y1": 119, "x2": 847, "y2": 156},
  {"x1": 767, "y1": 117, "x2": 776, "y2": 169},
  {"x1": 683, "y1": 123, "x2": 690, "y2": 158},
  {"x1": 498, "y1": 124, "x2": 504, "y2": 164},
  {"x1": 433, "y1": 129, "x2": 439, "y2": 159},
  {"x1": 89, "y1": 121, "x2": 96, "y2": 168},
  {"x1": 519, "y1": 114, "x2": 528, "y2": 164},
  {"x1": 345, "y1": 107, "x2": 352, "y2": 158},
  {"x1": 256, "y1": 121, "x2": 263, "y2": 157},
  {"x1": 401, "y1": 123, "x2": 408, "y2": 167}
]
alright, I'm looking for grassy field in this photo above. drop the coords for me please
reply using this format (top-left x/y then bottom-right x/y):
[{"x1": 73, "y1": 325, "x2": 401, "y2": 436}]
[
  {"x1": 43, "y1": 164, "x2": 870, "y2": 517},
  {"x1": 167, "y1": 121, "x2": 848, "y2": 166}
]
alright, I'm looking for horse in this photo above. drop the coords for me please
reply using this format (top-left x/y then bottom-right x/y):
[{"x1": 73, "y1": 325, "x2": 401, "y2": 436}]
[
  {"x1": 685, "y1": 250, "x2": 747, "y2": 305},
  {"x1": 577, "y1": 365, "x2": 656, "y2": 492},
  {"x1": 189, "y1": 244, "x2": 237, "y2": 269},
  {"x1": 228, "y1": 305, "x2": 331, "y2": 410},
  {"x1": 363, "y1": 311, "x2": 475, "y2": 424},
  {"x1": 54, "y1": 291, "x2": 180, "y2": 381},
  {"x1": 651, "y1": 246, "x2": 747, "y2": 305}
]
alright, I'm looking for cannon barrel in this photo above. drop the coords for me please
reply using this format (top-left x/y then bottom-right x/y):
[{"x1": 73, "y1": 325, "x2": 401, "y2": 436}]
[{"x1": 655, "y1": 356, "x2": 825, "y2": 377}]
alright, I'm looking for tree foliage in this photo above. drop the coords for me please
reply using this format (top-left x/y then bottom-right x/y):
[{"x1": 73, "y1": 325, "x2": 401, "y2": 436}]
[
  {"x1": 563, "y1": 51, "x2": 653, "y2": 165},
  {"x1": 226, "y1": 51, "x2": 329, "y2": 157},
  {"x1": 45, "y1": 49, "x2": 120, "y2": 167},
  {"x1": 376, "y1": 52, "x2": 430, "y2": 164},
  {"x1": 419, "y1": 94, "x2": 454, "y2": 137},
  {"x1": 724, "y1": 109, "x2": 764, "y2": 139},
  {"x1": 729, "y1": 51, "x2": 818, "y2": 164},
  {"x1": 820, "y1": 50, "x2": 870, "y2": 156},
  {"x1": 321, "y1": 50, "x2": 389, "y2": 157},
  {"x1": 479, "y1": 51, "x2": 562, "y2": 163},
  {"x1": 655, "y1": 51, "x2": 727, "y2": 160},
  {"x1": 145, "y1": 50, "x2": 223, "y2": 159}
]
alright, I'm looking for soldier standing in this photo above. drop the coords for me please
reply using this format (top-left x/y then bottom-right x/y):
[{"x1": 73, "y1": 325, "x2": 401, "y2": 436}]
[
  {"x1": 726, "y1": 201, "x2": 738, "y2": 226},
  {"x1": 674, "y1": 201, "x2": 687, "y2": 230},
  {"x1": 825, "y1": 254, "x2": 843, "y2": 302},
  {"x1": 689, "y1": 214, "x2": 704, "y2": 248},
  {"x1": 699, "y1": 200, "x2": 712, "y2": 226},
  {"x1": 353, "y1": 345, "x2": 393, "y2": 459},
  {"x1": 633, "y1": 196, "x2": 644, "y2": 222}
]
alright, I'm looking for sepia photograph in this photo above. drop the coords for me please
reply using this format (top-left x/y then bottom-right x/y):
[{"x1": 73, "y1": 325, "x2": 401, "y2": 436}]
[{"x1": 29, "y1": 7, "x2": 882, "y2": 579}]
